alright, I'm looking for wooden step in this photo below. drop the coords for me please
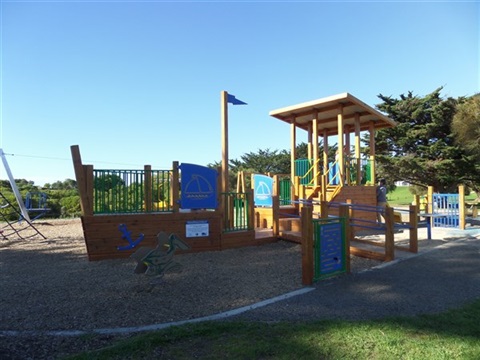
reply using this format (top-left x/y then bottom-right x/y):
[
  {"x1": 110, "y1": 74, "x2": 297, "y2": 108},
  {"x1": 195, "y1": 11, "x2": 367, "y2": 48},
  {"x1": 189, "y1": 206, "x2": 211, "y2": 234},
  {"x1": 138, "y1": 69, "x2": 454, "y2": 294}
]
[{"x1": 279, "y1": 217, "x2": 301, "y2": 232}]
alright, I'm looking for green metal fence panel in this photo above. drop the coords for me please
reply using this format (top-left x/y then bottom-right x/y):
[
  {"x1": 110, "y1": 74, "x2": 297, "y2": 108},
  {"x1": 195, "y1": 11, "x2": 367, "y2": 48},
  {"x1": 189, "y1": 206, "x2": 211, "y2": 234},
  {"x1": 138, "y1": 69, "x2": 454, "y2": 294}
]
[
  {"x1": 151, "y1": 170, "x2": 172, "y2": 212},
  {"x1": 313, "y1": 217, "x2": 347, "y2": 281},
  {"x1": 279, "y1": 178, "x2": 291, "y2": 205},
  {"x1": 362, "y1": 159, "x2": 372, "y2": 185},
  {"x1": 221, "y1": 192, "x2": 251, "y2": 232},
  {"x1": 295, "y1": 159, "x2": 313, "y2": 185},
  {"x1": 93, "y1": 169, "x2": 172, "y2": 214}
]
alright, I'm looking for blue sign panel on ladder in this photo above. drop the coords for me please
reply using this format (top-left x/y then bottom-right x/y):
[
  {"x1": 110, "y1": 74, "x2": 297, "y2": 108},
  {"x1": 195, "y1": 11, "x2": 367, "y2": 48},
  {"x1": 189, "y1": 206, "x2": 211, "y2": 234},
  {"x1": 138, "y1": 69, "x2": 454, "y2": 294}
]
[{"x1": 319, "y1": 222, "x2": 343, "y2": 273}]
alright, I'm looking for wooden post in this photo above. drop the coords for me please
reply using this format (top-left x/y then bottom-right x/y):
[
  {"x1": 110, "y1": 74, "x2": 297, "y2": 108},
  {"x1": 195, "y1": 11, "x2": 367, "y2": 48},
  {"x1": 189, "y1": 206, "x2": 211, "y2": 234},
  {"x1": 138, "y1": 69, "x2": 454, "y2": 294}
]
[
  {"x1": 313, "y1": 115, "x2": 319, "y2": 187},
  {"x1": 321, "y1": 175, "x2": 326, "y2": 202},
  {"x1": 337, "y1": 105, "x2": 344, "y2": 186},
  {"x1": 369, "y1": 121, "x2": 376, "y2": 185},
  {"x1": 427, "y1": 186, "x2": 434, "y2": 213},
  {"x1": 409, "y1": 204, "x2": 418, "y2": 253},
  {"x1": 83, "y1": 165, "x2": 94, "y2": 216},
  {"x1": 144, "y1": 165, "x2": 152, "y2": 212},
  {"x1": 294, "y1": 176, "x2": 300, "y2": 211},
  {"x1": 273, "y1": 174, "x2": 279, "y2": 197},
  {"x1": 301, "y1": 205, "x2": 314, "y2": 285},
  {"x1": 413, "y1": 194, "x2": 420, "y2": 213},
  {"x1": 236, "y1": 171, "x2": 245, "y2": 193},
  {"x1": 290, "y1": 117, "x2": 296, "y2": 195},
  {"x1": 172, "y1": 161, "x2": 180, "y2": 212},
  {"x1": 345, "y1": 126, "x2": 351, "y2": 185},
  {"x1": 221, "y1": 91, "x2": 229, "y2": 195},
  {"x1": 346, "y1": 199, "x2": 355, "y2": 243},
  {"x1": 354, "y1": 113, "x2": 361, "y2": 185},
  {"x1": 323, "y1": 129, "x2": 329, "y2": 175},
  {"x1": 339, "y1": 204, "x2": 351, "y2": 273},
  {"x1": 385, "y1": 206, "x2": 395, "y2": 261},
  {"x1": 459, "y1": 184, "x2": 465, "y2": 230},
  {"x1": 228, "y1": 196, "x2": 234, "y2": 229},
  {"x1": 246, "y1": 189, "x2": 254, "y2": 230},
  {"x1": 272, "y1": 195, "x2": 279, "y2": 236},
  {"x1": 427, "y1": 185, "x2": 434, "y2": 231},
  {"x1": 320, "y1": 201, "x2": 328, "y2": 218},
  {"x1": 307, "y1": 123, "x2": 313, "y2": 162},
  {"x1": 272, "y1": 175, "x2": 280, "y2": 235},
  {"x1": 70, "y1": 145, "x2": 91, "y2": 216},
  {"x1": 299, "y1": 185, "x2": 305, "y2": 214}
]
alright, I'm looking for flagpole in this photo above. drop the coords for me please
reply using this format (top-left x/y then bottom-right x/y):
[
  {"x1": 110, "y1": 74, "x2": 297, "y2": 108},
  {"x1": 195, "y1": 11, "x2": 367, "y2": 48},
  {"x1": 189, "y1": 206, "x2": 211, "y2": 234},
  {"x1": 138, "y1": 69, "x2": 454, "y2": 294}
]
[{"x1": 221, "y1": 90, "x2": 229, "y2": 195}]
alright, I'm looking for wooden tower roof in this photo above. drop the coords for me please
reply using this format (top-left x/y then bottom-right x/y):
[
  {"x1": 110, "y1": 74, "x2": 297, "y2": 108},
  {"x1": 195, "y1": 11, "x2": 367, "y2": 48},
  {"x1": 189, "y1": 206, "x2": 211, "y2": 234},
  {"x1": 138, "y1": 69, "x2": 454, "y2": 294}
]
[{"x1": 269, "y1": 92, "x2": 396, "y2": 135}]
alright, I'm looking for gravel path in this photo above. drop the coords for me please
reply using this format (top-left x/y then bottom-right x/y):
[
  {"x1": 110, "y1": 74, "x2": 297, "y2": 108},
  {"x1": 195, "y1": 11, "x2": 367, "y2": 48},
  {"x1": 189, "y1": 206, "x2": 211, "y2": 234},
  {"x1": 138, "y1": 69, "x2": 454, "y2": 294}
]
[
  {"x1": 1, "y1": 219, "x2": 478, "y2": 359},
  {"x1": 228, "y1": 236, "x2": 480, "y2": 323}
]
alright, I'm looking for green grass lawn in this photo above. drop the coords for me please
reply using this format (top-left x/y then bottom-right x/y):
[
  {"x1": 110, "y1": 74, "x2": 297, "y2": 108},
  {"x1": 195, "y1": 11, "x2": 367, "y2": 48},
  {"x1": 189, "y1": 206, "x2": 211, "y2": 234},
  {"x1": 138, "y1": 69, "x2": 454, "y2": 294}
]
[
  {"x1": 69, "y1": 299, "x2": 480, "y2": 359},
  {"x1": 388, "y1": 186, "x2": 415, "y2": 206},
  {"x1": 388, "y1": 186, "x2": 478, "y2": 207}
]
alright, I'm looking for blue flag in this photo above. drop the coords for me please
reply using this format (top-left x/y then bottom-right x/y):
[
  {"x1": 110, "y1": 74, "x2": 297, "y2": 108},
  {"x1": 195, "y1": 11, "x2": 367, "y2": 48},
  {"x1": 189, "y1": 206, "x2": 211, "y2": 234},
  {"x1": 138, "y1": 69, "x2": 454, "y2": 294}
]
[{"x1": 227, "y1": 94, "x2": 247, "y2": 105}]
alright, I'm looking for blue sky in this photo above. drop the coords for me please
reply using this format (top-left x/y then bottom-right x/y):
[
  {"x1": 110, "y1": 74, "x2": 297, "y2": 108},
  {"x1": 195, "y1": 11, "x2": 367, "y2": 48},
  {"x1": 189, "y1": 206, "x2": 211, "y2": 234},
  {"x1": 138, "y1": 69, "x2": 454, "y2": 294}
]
[{"x1": 1, "y1": 0, "x2": 479, "y2": 186}]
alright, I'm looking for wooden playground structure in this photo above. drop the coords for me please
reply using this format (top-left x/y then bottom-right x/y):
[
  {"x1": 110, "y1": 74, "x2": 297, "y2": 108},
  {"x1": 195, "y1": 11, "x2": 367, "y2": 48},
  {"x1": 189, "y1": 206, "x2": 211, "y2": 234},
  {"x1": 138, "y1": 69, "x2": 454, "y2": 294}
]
[
  {"x1": 72, "y1": 91, "x2": 469, "y2": 284},
  {"x1": 70, "y1": 91, "x2": 271, "y2": 261},
  {"x1": 71, "y1": 144, "x2": 273, "y2": 261}
]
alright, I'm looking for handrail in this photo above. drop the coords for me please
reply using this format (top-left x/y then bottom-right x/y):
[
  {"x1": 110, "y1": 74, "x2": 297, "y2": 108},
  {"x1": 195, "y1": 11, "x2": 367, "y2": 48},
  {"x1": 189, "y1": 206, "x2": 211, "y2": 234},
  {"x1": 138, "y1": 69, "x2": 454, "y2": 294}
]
[
  {"x1": 299, "y1": 158, "x2": 321, "y2": 185},
  {"x1": 327, "y1": 184, "x2": 342, "y2": 201},
  {"x1": 324, "y1": 158, "x2": 341, "y2": 187}
]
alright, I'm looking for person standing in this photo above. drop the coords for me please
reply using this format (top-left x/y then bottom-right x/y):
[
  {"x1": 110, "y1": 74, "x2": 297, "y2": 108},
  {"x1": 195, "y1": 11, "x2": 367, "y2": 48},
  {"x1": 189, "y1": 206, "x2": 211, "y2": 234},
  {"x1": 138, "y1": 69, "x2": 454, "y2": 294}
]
[{"x1": 376, "y1": 179, "x2": 388, "y2": 222}]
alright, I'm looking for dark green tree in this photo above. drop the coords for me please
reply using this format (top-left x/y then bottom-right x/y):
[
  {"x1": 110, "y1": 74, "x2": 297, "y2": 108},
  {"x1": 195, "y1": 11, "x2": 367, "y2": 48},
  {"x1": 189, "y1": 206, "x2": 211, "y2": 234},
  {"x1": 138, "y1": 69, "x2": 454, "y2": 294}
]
[
  {"x1": 452, "y1": 94, "x2": 480, "y2": 154},
  {"x1": 371, "y1": 87, "x2": 476, "y2": 193},
  {"x1": 451, "y1": 94, "x2": 480, "y2": 195}
]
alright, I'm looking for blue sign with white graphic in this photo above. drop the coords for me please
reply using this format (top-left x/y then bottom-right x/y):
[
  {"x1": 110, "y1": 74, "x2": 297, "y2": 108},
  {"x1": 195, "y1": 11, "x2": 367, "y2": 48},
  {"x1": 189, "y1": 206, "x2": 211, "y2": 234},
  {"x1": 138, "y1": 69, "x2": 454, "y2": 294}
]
[
  {"x1": 319, "y1": 222, "x2": 344, "y2": 273},
  {"x1": 253, "y1": 174, "x2": 273, "y2": 207},
  {"x1": 180, "y1": 163, "x2": 218, "y2": 209}
]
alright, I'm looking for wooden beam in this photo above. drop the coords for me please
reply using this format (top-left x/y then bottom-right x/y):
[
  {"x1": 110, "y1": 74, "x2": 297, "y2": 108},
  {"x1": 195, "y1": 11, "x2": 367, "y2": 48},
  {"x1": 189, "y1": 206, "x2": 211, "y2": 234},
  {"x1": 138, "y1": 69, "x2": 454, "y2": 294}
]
[
  {"x1": 290, "y1": 118, "x2": 296, "y2": 197},
  {"x1": 84, "y1": 165, "x2": 94, "y2": 217},
  {"x1": 172, "y1": 161, "x2": 180, "y2": 212},
  {"x1": 337, "y1": 105, "x2": 344, "y2": 186},
  {"x1": 345, "y1": 126, "x2": 351, "y2": 185},
  {"x1": 354, "y1": 113, "x2": 361, "y2": 185},
  {"x1": 369, "y1": 121, "x2": 376, "y2": 185},
  {"x1": 221, "y1": 91, "x2": 229, "y2": 194},
  {"x1": 70, "y1": 145, "x2": 91, "y2": 216},
  {"x1": 301, "y1": 206, "x2": 314, "y2": 285},
  {"x1": 272, "y1": 195, "x2": 279, "y2": 236},
  {"x1": 247, "y1": 189, "x2": 254, "y2": 230},
  {"x1": 313, "y1": 114, "x2": 319, "y2": 186},
  {"x1": 323, "y1": 129, "x2": 329, "y2": 174},
  {"x1": 385, "y1": 206, "x2": 395, "y2": 261},
  {"x1": 144, "y1": 165, "x2": 152, "y2": 212},
  {"x1": 307, "y1": 122, "x2": 313, "y2": 161},
  {"x1": 350, "y1": 247, "x2": 386, "y2": 261},
  {"x1": 278, "y1": 101, "x2": 356, "y2": 120},
  {"x1": 409, "y1": 204, "x2": 418, "y2": 253},
  {"x1": 459, "y1": 184, "x2": 465, "y2": 230},
  {"x1": 339, "y1": 204, "x2": 351, "y2": 273}
]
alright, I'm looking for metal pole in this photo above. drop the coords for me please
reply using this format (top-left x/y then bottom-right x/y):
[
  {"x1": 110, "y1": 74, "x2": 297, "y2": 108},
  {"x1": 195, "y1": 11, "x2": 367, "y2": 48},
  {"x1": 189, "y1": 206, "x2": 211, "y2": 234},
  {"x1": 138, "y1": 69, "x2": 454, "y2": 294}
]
[{"x1": 0, "y1": 149, "x2": 31, "y2": 222}]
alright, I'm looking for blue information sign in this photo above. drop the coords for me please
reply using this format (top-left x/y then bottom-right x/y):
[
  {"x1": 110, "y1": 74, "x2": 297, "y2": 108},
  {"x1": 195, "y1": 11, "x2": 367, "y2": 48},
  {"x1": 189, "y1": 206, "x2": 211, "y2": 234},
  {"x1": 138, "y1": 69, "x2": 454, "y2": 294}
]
[
  {"x1": 253, "y1": 174, "x2": 273, "y2": 207},
  {"x1": 180, "y1": 163, "x2": 218, "y2": 209}
]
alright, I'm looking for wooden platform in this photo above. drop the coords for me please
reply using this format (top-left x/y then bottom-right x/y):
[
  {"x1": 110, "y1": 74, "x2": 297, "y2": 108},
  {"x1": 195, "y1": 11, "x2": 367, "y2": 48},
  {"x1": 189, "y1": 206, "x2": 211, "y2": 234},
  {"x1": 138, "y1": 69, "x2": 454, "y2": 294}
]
[{"x1": 82, "y1": 212, "x2": 275, "y2": 261}]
